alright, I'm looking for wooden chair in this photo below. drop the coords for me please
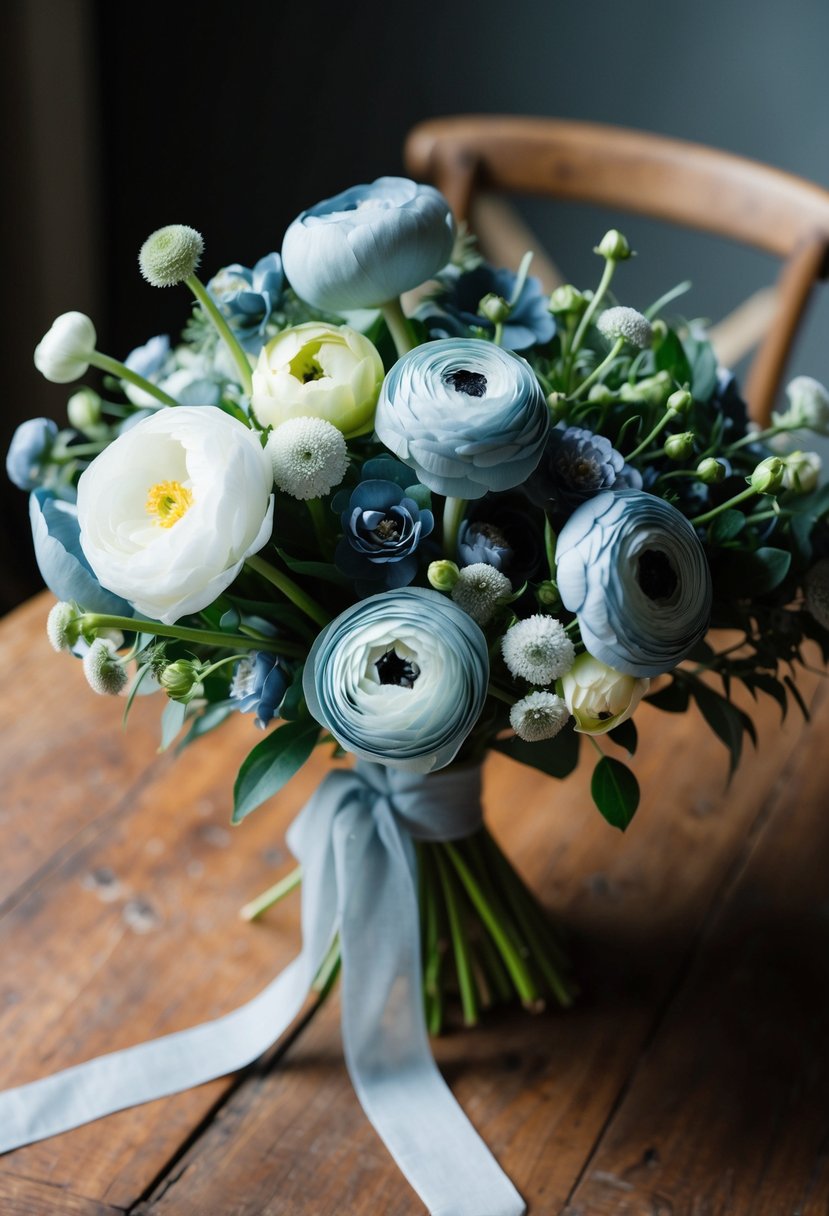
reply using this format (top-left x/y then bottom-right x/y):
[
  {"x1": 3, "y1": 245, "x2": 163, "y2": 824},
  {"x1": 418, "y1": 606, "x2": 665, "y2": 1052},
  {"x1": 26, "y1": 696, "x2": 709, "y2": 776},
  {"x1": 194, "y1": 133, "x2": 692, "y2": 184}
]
[{"x1": 405, "y1": 116, "x2": 829, "y2": 424}]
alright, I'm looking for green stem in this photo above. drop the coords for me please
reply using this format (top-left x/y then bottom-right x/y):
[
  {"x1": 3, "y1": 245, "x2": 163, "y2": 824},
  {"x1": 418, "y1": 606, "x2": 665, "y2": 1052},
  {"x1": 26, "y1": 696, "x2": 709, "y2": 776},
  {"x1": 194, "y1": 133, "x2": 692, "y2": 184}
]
[
  {"x1": 52, "y1": 442, "x2": 108, "y2": 463},
  {"x1": 306, "y1": 497, "x2": 331, "y2": 556},
  {"x1": 185, "y1": 274, "x2": 253, "y2": 396},
  {"x1": 381, "y1": 297, "x2": 417, "y2": 359},
  {"x1": 725, "y1": 423, "x2": 791, "y2": 454},
  {"x1": 81, "y1": 612, "x2": 304, "y2": 657},
  {"x1": 487, "y1": 682, "x2": 517, "y2": 707},
  {"x1": 544, "y1": 516, "x2": 557, "y2": 579},
  {"x1": 626, "y1": 408, "x2": 675, "y2": 461},
  {"x1": 245, "y1": 554, "x2": 331, "y2": 628},
  {"x1": 240, "y1": 865, "x2": 303, "y2": 921},
  {"x1": 442, "y1": 496, "x2": 467, "y2": 561},
  {"x1": 691, "y1": 484, "x2": 760, "y2": 527},
  {"x1": 567, "y1": 337, "x2": 624, "y2": 401},
  {"x1": 312, "y1": 936, "x2": 341, "y2": 998},
  {"x1": 434, "y1": 849, "x2": 478, "y2": 1026},
  {"x1": 442, "y1": 842, "x2": 540, "y2": 1008},
  {"x1": 493, "y1": 321, "x2": 504, "y2": 347},
  {"x1": 569, "y1": 257, "x2": 617, "y2": 363},
  {"x1": 418, "y1": 846, "x2": 446, "y2": 1036},
  {"x1": 88, "y1": 350, "x2": 179, "y2": 408}
]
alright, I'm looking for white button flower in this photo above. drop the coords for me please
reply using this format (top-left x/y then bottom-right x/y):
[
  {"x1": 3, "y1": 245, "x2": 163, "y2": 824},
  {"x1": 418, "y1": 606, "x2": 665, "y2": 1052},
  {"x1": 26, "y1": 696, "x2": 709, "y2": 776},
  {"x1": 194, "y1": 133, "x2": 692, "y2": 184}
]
[
  {"x1": 77, "y1": 406, "x2": 274, "y2": 624},
  {"x1": 34, "y1": 312, "x2": 97, "y2": 383}
]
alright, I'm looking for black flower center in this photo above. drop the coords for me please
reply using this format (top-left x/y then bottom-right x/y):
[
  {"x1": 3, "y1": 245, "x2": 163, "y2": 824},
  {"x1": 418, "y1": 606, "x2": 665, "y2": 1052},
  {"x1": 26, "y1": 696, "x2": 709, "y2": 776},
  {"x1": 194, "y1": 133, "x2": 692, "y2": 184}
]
[
  {"x1": 373, "y1": 516, "x2": 401, "y2": 541},
  {"x1": 445, "y1": 369, "x2": 488, "y2": 398},
  {"x1": 638, "y1": 549, "x2": 678, "y2": 601},
  {"x1": 375, "y1": 648, "x2": 420, "y2": 688}
]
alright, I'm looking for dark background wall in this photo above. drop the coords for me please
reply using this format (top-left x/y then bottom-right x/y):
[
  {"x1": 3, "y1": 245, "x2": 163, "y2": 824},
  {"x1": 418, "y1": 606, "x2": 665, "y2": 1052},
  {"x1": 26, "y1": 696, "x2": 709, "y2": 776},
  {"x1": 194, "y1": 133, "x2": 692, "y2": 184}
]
[{"x1": 3, "y1": 0, "x2": 829, "y2": 613}]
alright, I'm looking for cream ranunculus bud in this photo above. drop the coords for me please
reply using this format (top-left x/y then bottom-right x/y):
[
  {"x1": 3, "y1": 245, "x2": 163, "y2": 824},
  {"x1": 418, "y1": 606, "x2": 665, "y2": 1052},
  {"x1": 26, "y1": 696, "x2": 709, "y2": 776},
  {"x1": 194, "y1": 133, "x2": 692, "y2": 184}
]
[
  {"x1": 34, "y1": 312, "x2": 97, "y2": 383},
  {"x1": 67, "y1": 387, "x2": 103, "y2": 431},
  {"x1": 595, "y1": 229, "x2": 633, "y2": 261},
  {"x1": 781, "y1": 450, "x2": 822, "y2": 493},
  {"x1": 774, "y1": 376, "x2": 829, "y2": 435},
  {"x1": 251, "y1": 322, "x2": 384, "y2": 438},
  {"x1": 76, "y1": 406, "x2": 274, "y2": 624},
  {"x1": 548, "y1": 285, "x2": 588, "y2": 316},
  {"x1": 561, "y1": 652, "x2": 650, "y2": 735},
  {"x1": 478, "y1": 293, "x2": 511, "y2": 324},
  {"x1": 428, "y1": 560, "x2": 460, "y2": 592}
]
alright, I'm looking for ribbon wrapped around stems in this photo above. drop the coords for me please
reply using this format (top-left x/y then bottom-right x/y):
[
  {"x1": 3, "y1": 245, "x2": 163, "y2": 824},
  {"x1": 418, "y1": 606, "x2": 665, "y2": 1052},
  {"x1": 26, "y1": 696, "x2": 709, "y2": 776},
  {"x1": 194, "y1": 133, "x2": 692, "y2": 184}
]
[{"x1": 0, "y1": 761, "x2": 526, "y2": 1216}]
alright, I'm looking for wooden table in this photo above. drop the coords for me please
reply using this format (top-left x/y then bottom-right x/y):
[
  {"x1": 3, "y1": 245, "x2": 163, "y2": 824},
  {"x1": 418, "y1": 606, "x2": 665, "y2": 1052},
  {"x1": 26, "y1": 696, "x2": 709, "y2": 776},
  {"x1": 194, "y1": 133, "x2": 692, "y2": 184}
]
[{"x1": 1, "y1": 591, "x2": 828, "y2": 1215}]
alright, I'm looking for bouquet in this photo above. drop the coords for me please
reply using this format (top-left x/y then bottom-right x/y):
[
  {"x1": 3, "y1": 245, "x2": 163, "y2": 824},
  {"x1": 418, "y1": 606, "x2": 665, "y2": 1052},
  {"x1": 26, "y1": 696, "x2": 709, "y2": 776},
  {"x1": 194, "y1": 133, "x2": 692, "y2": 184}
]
[{"x1": 5, "y1": 175, "x2": 829, "y2": 1214}]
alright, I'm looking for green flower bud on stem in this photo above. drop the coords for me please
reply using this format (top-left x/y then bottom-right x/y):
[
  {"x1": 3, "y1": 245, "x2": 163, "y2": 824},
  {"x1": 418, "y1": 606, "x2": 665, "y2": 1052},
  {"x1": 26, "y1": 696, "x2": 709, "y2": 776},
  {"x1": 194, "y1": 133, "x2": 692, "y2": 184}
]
[
  {"x1": 160, "y1": 658, "x2": 204, "y2": 703},
  {"x1": 664, "y1": 431, "x2": 695, "y2": 460},
  {"x1": 478, "y1": 293, "x2": 511, "y2": 324},
  {"x1": 750, "y1": 456, "x2": 785, "y2": 495},
  {"x1": 594, "y1": 229, "x2": 633, "y2": 261},
  {"x1": 67, "y1": 387, "x2": 102, "y2": 431},
  {"x1": 547, "y1": 390, "x2": 568, "y2": 418},
  {"x1": 428, "y1": 560, "x2": 460, "y2": 592},
  {"x1": 139, "y1": 225, "x2": 204, "y2": 288},
  {"x1": 587, "y1": 384, "x2": 616, "y2": 405},
  {"x1": 548, "y1": 285, "x2": 588, "y2": 316},
  {"x1": 667, "y1": 388, "x2": 693, "y2": 415},
  {"x1": 697, "y1": 457, "x2": 727, "y2": 484},
  {"x1": 536, "y1": 580, "x2": 561, "y2": 608}
]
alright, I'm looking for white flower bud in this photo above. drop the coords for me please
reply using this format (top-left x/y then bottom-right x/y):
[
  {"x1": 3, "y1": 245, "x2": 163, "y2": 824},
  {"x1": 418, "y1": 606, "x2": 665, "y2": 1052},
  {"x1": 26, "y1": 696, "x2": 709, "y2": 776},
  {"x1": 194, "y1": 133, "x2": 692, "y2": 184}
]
[
  {"x1": 501, "y1": 615, "x2": 575, "y2": 684},
  {"x1": 775, "y1": 376, "x2": 829, "y2": 435},
  {"x1": 139, "y1": 225, "x2": 204, "y2": 288},
  {"x1": 46, "y1": 601, "x2": 79, "y2": 652},
  {"x1": 267, "y1": 416, "x2": 348, "y2": 500},
  {"x1": 82, "y1": 638, "x2": 128, "y2": 696},
  {"x1": 509, "y1": 691, "x2": 570, "y2": 742},
  {"x1": 34, "y1": 312, "x2": 97, "y2": 383},
  {"x1": 596, "y1": 306, "x2": 652, "y2": 350},
  {"x1": 561, "y1": 652, "x2": 649, "y2": 735},
  {"x1": 782, "y1": 450, "x2": 821, "y2": 493},
  {"x1": 451, "y1": 563, "x2": 511, "y2": 625}
]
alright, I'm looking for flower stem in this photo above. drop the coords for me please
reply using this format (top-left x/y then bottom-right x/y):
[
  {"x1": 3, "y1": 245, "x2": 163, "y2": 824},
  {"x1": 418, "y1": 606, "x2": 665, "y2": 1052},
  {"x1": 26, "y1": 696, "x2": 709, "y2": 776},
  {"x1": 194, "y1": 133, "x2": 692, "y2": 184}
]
[
  {"x1": 567, "y1": 337, "x2": 625, "y2": 401},
  {"x1": 493, "y1": 321, "x2": 504, "y2": 347},
  {"x1": 487, "y1": 682, "x2": 517, "y2": 706},
  {"x1": 442, "y1": 496, "x2": 467, "y2": 560},
  {"x1": 569, "y1": 257, "x2": 617, "y2": 364},
  {"x1": 80, "y1": 612, "x2": 304, "y2": 657},
  {"x1": 725, "y1": 423, "x2": 790, "y2": 454},
  {"x1": 691, "y1": 484, "x2": 760, "y2": 526},
  {"x1": 626, "y1": 408, "x2": 676, "y2": 462},
  {"x1": 381, "y1": 298, "x2": 417, "y2": 358},
  {"x1": 240, "y1": 865, "x2": 302, "y2": 921},
  {"x1": 306, "y1": 497, "x2": 331, "y2": 556},
  {"x1": 544, "y1": 516, "x2": 557, "y2": 579},
  {"x1": 185, "y1": 274, "x2": 254, "y2": 396},
  {"x1": 434, "y1": 848, "x2": 478, "y2": 1026},
  {"x1": 88, "y1": 351, "x2": 179, "y2": 408},
  {"x1": 245, "y1": 554, "x2": 331, "y2": 628}
]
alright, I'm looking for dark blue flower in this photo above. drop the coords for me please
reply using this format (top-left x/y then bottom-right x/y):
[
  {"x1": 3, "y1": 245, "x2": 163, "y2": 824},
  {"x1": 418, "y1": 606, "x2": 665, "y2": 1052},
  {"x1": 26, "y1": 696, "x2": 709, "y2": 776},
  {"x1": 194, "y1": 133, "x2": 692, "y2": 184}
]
[
  {"x1": 208, "y1": 253, "x2": 284, "y2": 352},
  {"x1": 6, "y1": 418, "x2": 58, "y2": 490},
  {"x1": 415, "y1": 263, "x2": 555, "y2": 352},
  {"x1": 524, "y1": 424, "x2": 642, "y2": 511},
  {"x1": 230, "y1": 651, "x2": 289, "y2": 728},
  {"x1": 335, "y1": 480, "x2": 435, "y2": 597},
  {"x1": 458, "y1": 519, "x2": 512, "y2": 570}
]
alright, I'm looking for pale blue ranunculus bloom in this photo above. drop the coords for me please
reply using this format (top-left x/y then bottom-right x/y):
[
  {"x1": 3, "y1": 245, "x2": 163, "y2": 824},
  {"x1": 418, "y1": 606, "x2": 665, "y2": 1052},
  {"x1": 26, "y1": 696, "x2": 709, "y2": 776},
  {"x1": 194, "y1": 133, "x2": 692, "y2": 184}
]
[
  {"x1": 375, "y1": 338, "x2": 550, "y2": 499},
  {"x1": 29, "y1": 489, "x2": 134, "y2": 615},
  {"x1": 282, "y1": 178, "x2": 455, "y2": 312},
  {"x1": 303, "y1": 587, "x2": 489, "y2": 774},
  {"x1": 6, "y1": 417, "x2": 58, "y2": 490},
  {"x1": 556, "y1": 488, "x2": 712, "y2": 677},
  {"x1": 207, "y1": 253, "x2": 284, "y2": 353}
]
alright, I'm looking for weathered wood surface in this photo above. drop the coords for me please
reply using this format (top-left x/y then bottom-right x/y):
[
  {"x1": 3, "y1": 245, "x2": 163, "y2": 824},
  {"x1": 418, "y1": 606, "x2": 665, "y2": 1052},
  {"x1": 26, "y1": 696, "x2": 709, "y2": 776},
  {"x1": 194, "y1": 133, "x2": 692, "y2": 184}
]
[{"x1": 1, "y1": 592, "x2": 828, "y2": 1214}]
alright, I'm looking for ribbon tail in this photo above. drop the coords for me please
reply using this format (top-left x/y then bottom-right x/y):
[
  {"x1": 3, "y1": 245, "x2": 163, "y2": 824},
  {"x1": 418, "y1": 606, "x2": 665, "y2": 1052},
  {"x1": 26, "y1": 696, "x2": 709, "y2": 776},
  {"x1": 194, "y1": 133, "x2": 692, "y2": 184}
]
[{"x1": 333, "y1": 802, "x2": 526, "y2": 1216}]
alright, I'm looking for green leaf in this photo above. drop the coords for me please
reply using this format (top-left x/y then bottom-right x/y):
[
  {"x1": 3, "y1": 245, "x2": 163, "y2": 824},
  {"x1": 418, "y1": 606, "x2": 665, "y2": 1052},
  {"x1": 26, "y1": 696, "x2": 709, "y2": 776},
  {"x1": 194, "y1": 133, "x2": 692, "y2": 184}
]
[
  {"x1": 710, "y1": 547, "x2": 792, "y2": 596},
  {"x1": 232, "y1": 718, "x2": 320, "y2": 823},
  {"x1": 279, "y1": 665, "x2": 306, "y2": 721},
  {"x1": 607, "y1": 718, "x2": 638, "y2": 756},
  {"x1": 591, "y1": 756, "x2": 640, "y2": 831},
  {"x1": 159, "y1": 699, "x2": 187, "y2": 752},
  {"x1": 654, "y1": 329, "x2": 692, "y2": 385},
  {"x1": 747, "y1": 673, "x2": 788, "y2": 721},
  {"x1": 492, "y1": 724, "x2": 580, "y2": 780},
  {"x1": 219, "y1": 607, "x2": 241, "y2": 632},
  {"x1": 276, "y1": 547, "x2": 348, "y2": 587},
  {"x1": 690, "y1": 681, "x2": 745, "y2": 775},
  {"x1": 682, "y1": 334, "x2": 718, "y2": 402},
  {"x1": 645, "y1": 679, "x2": 690, "y2": 713},
  {"x1": 709, "y1": 509, "x2": 746, "y2": 545},
  {"x1": 177, "y1": 700, "x2": 237, "y2": 752}
]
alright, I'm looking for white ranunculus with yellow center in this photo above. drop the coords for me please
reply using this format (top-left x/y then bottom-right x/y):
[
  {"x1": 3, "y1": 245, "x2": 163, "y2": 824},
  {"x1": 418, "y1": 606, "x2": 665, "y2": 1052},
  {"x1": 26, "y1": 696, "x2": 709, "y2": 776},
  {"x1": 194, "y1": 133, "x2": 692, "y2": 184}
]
[
  {"x1": 76, "y1": 406, "x2": 274, "y2": 624},
  {"x1": 251, "y1": 322, "x2": 384, "y2": 438},
  {"x1": 560, "y1": 652, "x2": 650, "y2": 735}
]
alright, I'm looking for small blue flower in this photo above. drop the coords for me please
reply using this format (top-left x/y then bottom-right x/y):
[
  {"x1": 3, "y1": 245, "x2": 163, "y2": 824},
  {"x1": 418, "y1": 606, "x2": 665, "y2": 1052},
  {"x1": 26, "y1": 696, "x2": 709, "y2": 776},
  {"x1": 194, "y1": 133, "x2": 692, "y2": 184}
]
[
  {"x1": 208, "y1": 253, "x2": 284, "y2": 353},
  {"x1": 29, "y1": 489, "x2": 134, "y2": 615},
  {"x1": 230, "y1": 651, "x2": 289, "y2": 728},
  {"x1": 416, "y1": 264, "x2": 555, "y2": 352},
  {"x1": 525, "y1": 424, "x2": 642, "y2": 510},
  {"x1": 335, "y1": 480, "x2": 435, "y2": 596},
  {"x1": 458, "y1": 519, "x2": 512, "y2": 570},
  {"x1": 6, "y1": 418, "x2": 58, "y2": 490},
  {"x1": 556, "y1": 489, "x2": 712, "y2": 677},
  {"x1": 282, "y1": 177, "x2": 455, "y2": 312},
  {"x1": 303, "y1": 587, "x2": 489, "y2": 773},
  {"x1": 376, "y1": 338, "x2": 550, "y2": 499}
]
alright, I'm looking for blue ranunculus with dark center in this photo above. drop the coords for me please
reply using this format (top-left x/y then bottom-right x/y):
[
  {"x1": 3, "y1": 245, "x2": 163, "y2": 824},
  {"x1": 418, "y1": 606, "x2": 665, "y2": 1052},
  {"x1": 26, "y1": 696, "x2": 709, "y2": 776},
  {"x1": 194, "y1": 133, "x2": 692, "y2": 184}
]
[
  {"x1": 207, "y1": 254, "x2": 284, "y2": 352},
  {"x1": 416, "y1": 263, "x2": 556, "y2": 352},
  {"x1": 6, "y1": 418, "x2": 59, "y2": 490},
  {"x1": 230, "y1": 651, "x2": 289, "y2": 729},
  {"x1": 335, "y1": 479, "x2": 435, "y2": 597},
  {"x1": 524, "y1": 423, "x2": 642, "y2": 512},
  {"x1": 458, "y1": 519, "x2": 512, "y2": 571}
]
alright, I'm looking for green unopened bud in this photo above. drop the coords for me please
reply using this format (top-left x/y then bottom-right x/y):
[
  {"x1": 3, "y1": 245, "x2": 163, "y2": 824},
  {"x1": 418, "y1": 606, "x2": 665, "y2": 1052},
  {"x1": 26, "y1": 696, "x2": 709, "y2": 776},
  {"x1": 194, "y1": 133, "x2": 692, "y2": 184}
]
[
  {"x1": 650, "y1": 319, "x2": 668, "y2": 342},
  {"x1": 697, "y1": 457, "x2": 727, "y2": 484},
  {"x1": 750, "y1": 456, "x2": 785, "y2": 495},
  {"x1": 428, "y1": 560, "x2": 460, "y2": 592},
  {"x1": 619, "y1": 371, "x2": 673, "y2": 408},
  {"x1": 478, "y1": 293, "x2": 511, "y2": 324},
  {"x1": 139, "y1": 224, "x2": 204, "y2": 288},
  {"x1": 587, "y1": 384, "x2": 615, "y2": 405},
  {"x1": 594, "y1": 229, "x2": 633, "y2": 261},
  {"x1": 664, "y1": 431, "x2": 695, "y2": 460},
  {"x1": 46, "y1": 601, "x2": 81, "y2": 652},
  {"x1": 160, "y1": 658, "x2": 204, "y2": 703},
  {"x1": 547, "y1": 390, "x2": 568, "y2": 418},
  {"x1": 536, "y1": 580, "x2": 561, "y2": 607},
  {"x1": 67, "y1": 387, "x2": 102, "y2": 431},
  {"x1": 548, "y1": 284, "x2": 587, "y2": 316},
  {"x1": 667, "y1": 388, "x2": 693, "y2": 415}
]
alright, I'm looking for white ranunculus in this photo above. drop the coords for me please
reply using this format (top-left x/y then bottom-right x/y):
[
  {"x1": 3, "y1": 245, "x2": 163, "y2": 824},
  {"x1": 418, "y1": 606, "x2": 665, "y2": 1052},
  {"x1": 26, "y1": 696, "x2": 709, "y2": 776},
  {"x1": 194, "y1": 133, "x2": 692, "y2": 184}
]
[
  {"x1": 251, "y1": 322, "x2": 384, "y2": 438},
  {"x1": 560, "y1": 652, "x2": 649, "y2": 735},
  {"x1": 34, "y1": 312, "x2": 97, "y2": 383},
  {"x1": 77, "y1": 406, "x2": 274, "y2": 623}
]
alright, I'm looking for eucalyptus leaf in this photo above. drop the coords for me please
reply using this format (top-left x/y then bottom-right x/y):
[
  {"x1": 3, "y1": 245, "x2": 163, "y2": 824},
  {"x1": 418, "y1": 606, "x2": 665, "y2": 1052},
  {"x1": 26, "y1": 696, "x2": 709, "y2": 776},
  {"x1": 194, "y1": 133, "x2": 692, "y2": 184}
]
[
  {"x1": 159, "y1": 698, "x2": 187, "y2": 752},
  {"x1": 177, "y1": 700, "x2": 238, "y2": 752},
  {"x1": 709, "y1": 509, "x2": 746, "y2": 545},
  {"x1": 682, "y1": 335, "x2": 718, "y2": 402},
  {"x1": 232, "y1": 717, "x2": 320, "y2": 823},
  {"x1": 591, "y1": 756, "x2": 640, "y2": 831}
]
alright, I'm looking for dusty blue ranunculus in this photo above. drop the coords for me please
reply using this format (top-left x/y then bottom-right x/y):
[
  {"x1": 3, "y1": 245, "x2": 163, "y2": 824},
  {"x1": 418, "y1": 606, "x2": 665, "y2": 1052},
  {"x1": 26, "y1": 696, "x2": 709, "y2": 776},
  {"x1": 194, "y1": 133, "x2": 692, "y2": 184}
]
[
  {"x1": 303, "y1": 587, "x2": 489, "y2": 773},
  {"x1": 525, "y1": 423, "x2": 642, "y2": 511},
  {"x1": 458, "y1": 520, "x2": 512, "y2": 571},
  {"x1": 208, "y1": 253, "x2": 283, "y2": 352},
  {"x1": 230, "y1": 651, "x2": 289, "y2": 728},
  {"x1": 29, "y1": 489, "x2": 133, "y2": 615},
  {"x1": 417, "y1": 264, "x2": 556, "y2": 352},
  {"x1": 556, "y1": 489, "x2": 711, "y2": 677},
  {"x1": 335, "y1": 479, "x2": 434, "y2": 596},
  {"x1": 375, "y1": 338, "x2": 550, "y2": 499},
  {"x1": 6, "y1": 418, "x2": 59, "y2": 490},
  {"x1": 281, "y1": 177, "x2": 455, "y2": 312}
]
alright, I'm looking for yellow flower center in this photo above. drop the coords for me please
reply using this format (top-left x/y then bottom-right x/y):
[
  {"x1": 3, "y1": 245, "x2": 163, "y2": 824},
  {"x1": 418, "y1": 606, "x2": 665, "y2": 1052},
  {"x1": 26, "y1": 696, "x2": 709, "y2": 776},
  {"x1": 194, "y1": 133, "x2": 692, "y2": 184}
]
[
  {"x1": 288, "y1": 340, "x2": 328, "y2": 384},
  {"x1": 145, "y1": 480, "x2": 193, "y2": 528}
]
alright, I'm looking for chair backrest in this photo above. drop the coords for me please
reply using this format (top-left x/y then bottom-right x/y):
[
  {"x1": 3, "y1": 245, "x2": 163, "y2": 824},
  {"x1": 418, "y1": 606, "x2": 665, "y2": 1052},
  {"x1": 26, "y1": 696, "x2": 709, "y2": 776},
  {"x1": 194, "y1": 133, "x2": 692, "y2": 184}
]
[{"x1": 405, "y1": 116, "x2": 829, "y2": 424}]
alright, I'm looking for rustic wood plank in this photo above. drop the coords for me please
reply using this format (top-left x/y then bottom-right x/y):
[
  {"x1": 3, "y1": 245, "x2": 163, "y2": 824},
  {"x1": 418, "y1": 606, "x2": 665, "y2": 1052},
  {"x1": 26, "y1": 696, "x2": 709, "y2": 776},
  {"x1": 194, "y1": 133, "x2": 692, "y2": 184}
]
[
  {"x1": 135, "y1": 676, "x2": 825, "y2": 1215},
  {"x1": 0, "y1": 1170, "x2": 123, "y2": 1215},
  {"x1": 562, "y1": 700, "x2": 829, "y2": 1214}
]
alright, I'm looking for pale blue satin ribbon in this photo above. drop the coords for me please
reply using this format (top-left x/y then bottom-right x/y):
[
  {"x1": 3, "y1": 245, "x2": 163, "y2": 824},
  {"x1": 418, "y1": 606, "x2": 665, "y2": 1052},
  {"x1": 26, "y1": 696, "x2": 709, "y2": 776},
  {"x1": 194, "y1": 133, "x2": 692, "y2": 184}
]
[{"x1": 0, "y1": 762, "x2": 525, "y2": 1216}]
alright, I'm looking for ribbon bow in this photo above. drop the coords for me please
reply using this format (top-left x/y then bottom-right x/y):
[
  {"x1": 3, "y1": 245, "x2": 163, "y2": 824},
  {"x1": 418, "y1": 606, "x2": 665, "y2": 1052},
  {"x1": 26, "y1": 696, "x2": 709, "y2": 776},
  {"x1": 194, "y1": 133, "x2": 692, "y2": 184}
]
[{"x1": 0, "y1": 762, "x2": 525, "y2": 1216}]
